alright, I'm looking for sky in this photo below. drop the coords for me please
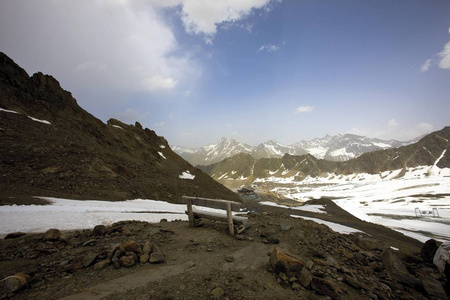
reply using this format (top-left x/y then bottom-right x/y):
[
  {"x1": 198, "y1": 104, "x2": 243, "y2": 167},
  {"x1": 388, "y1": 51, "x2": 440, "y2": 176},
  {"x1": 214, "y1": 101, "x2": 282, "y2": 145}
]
[{"x1": 1, "y1": 0, "x2": 449, "y2": 148}]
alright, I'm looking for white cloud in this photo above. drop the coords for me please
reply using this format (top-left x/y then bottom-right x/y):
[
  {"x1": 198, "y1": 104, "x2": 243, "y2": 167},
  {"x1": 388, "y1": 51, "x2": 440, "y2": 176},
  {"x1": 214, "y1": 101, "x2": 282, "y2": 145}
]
[
  {"x1": 420, "y1": 59, "x2": 432, "y2": 72},
  {"x1": 177, "y1": 0, "x2": 273, "y2": 37},
  {"x1": 257, "y1": 44, "x2": 280, "y2": 53},
  {"x1": 388, "y1": 119, "x2": 399, "y2": 127},
  {"x1": 115, "y1": 108, "x2": 149, "y2": 124},
  {"x1": 420, "y1": 27, "x2": 450, "y2": 72},
  {"x1": 0, "y1": 1, "x2": 198, "y2": 100},
  {"x1": 437, "y1": 41, "x2": 450, "y2": 69},
  {"x1": 141, "y1": 75, "x2": 178, "y2": 91},
  {"x1": 295, "y1": 106, "x2": 314, "y2": 113},
  {"x1": 154, "y1": 122, "x2": 166, "y2": 127}
]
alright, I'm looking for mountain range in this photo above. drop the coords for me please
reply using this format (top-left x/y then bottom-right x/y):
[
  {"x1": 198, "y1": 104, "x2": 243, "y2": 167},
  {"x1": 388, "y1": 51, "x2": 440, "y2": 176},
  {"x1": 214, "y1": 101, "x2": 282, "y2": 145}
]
[
  {"x1": 0, "y1": 52, "x2": 240, "y2": 203},
  {"x1": 173, "y1": 134, "x2": 418, "y2": 166},
  {"x1": 198, "y1": 127, "x2": 450, "y2": 188}
]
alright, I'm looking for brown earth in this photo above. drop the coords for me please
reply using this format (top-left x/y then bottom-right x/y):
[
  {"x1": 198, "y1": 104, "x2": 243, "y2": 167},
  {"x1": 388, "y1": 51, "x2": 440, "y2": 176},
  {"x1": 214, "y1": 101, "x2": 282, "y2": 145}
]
[{"x1": 1, "y1": 201, "x2": 448, "y2": 300}]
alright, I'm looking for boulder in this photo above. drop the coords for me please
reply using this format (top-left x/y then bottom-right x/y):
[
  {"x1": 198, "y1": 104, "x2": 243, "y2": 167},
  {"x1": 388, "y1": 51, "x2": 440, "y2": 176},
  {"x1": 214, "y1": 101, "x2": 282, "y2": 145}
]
[
  {"x1": 4, "y1": 232, "x2": 26, "y2": 239},
  {"x1": 93, "y1": 225, "x2": 107, "y2": 236},
  {"x1": 269, "y1": 247, "x2": 305, "y2": 277},
  {"x1": 43, "y1": 228, "x2": 60, "y2": 241},
  {"x1": 298, "y1": 270, "x2": 312, "y2": 288},
  {"x1": 82, "y1": 252, "x2": 98, "y2": 268},
  {"x1": 93, "y1": 259, "x2": 110, "y2": 271},
  {"x1": 149, "y1": 252, "x2": 166, "y2": 264},
  {"x1": 119, "y1": 256, "x2": 135, "y2": 267},
  {"x1": 142, "y1": 241, "x2": 152, "y2": 255},
  {"x1": 381, "y1": 250, "x2": 421, "y2": 288},
  {"x1": 422, "y1": 276, "x2": 447, "y2": 299},
  {"x1": 0, "y1": 272, "x2": 30, "y2": 295},
  {"x1": 120, "y1": 240, "x2": 142, "y2": 254},
  {"x1": 139, "y1": 254, "x2": 149, "y2": 264},
  {"x1": 311, "y1": 277, "x2": 339, "y2": 299}
]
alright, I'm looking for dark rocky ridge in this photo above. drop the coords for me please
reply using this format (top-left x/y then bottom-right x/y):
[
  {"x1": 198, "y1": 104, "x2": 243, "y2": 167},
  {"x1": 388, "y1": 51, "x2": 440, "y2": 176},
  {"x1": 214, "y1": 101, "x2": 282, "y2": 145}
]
[{"x1": 0, "y1": 52, "x2": 240, "y2": 203}]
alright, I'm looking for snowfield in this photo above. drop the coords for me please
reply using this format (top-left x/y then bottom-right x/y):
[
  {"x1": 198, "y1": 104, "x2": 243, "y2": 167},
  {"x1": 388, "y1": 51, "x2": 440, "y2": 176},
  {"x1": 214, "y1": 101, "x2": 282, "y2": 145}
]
[
  {"x1": 0, "y1": 197, "x2": 246, "y2": 238},
  {"x1": 256, "y1": 165, "x2": 450, "y2": 242}
]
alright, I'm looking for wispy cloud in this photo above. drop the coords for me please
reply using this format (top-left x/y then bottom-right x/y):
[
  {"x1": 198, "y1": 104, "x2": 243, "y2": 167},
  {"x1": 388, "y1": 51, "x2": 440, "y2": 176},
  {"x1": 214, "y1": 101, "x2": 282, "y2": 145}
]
[
  {"x1": 154, "y1": 122, "x2": 166, "y2": 127},
  {"x1": 420, "y1": 27, "x2": 450, "y2": 72},
  {"x1": 348, "y1": 121, "x2": 434, "y2": 141},
  {"x1": 257, "y1": 44, "x2": 280, "y2": 54},
  {"x1": 420, "y1": 59, "x2": 433, "y2": 72},
  {"x1": 295, "y1": 106, "x2": 314, "y2": 113}
]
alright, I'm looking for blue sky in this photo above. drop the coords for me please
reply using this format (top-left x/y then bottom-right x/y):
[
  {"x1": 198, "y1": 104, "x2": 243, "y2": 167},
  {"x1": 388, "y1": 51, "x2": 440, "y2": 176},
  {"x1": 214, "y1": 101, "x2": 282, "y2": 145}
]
[{"x1": 1, "y1": 0, "x2": 449, "y2": 147}]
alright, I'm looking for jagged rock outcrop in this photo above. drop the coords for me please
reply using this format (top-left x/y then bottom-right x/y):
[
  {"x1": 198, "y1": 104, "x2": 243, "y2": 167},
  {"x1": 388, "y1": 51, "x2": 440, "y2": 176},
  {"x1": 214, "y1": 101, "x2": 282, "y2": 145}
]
[{"x1": 0, "y1": 52, "x2": 240, "y2": 203}]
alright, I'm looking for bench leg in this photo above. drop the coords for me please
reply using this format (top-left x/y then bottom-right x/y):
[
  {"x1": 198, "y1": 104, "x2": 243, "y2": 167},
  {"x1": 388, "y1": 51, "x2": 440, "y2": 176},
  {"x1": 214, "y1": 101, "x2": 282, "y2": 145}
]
[
  {"x1": 187, "y1": 198, "x2": 195, "y2": 228},
  {"x1": 226, "y1": 202, "x2": 234, "y2": 237}
]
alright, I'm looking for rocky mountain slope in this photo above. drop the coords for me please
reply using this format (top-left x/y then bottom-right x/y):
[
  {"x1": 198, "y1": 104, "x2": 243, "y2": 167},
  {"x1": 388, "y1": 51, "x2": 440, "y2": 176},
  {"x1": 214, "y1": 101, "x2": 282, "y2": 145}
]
[
  {"x1": 0, "y1": 52, "x2": 240, "y2": 203},
  {"x1": 174, "y1": 135, "x2": 414, "y2": 166},
  {"x1": 199, "y1": 127, "x2": 450, "y2": 187}
]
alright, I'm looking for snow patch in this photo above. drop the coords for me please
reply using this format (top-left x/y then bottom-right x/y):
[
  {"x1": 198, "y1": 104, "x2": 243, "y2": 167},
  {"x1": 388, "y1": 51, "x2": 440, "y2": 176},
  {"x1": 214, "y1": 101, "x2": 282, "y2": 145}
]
[
  {"x1": 0, "y1": 108, "x2": 19, "y2": 114},
  {"x1": 179, "y1": 171, "x2": 195, "y2": 180},
  {"x1": 158, "y1": 152, "x2": 166, "y2": 159},
  {"x1": 291, "y1": 215, "x2": 363, "y2": 234},
  {"x1": 160, "y1": 145, "x2": 166, "y2": 149},
  {"x1": 28, "y1": 116, "x2": 51, "y2": 125},
  {"x1": 112, "y1": 125, "x2": 124, "y2": 130}
]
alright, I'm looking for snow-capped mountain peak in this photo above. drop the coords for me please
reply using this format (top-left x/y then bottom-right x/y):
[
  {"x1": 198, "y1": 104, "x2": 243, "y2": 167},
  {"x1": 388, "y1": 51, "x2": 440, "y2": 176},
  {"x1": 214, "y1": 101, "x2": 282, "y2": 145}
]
[{"x1": 173, "y1": 134, "x2": 415, "y2": 166}]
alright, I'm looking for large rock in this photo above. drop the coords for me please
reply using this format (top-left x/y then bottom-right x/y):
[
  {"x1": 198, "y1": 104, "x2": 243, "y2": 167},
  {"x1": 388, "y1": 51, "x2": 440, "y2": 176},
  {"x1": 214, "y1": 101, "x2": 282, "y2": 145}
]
[
  {"x1": 311, "y1": 277, "x2": 339, "y2": 299},
  {"x1": 0, "y1": 272, "x2": 30, "y2": 294},
  {"x1": 120, "y1": 240, "x2": 142, "y2": 254},
  {"x1": 93, "y1": 225, "x2": 107, "y2": 236},
  {"x1": 119, "y1": 256, "x2": 135, "y2": 267},
  {"x1": 298, "y1": 269, "x2": 312, "y2": 288},
  {"x1": 142, "y1": 241, "x2": 152, "y2": 255},
  {"x1": 4, "y1": 232, "x2": 26, "y2": 239},
  {"x1": 149, "y1": 252, "x2": 165, "y2": 264},
  {"x1": 43, "y1": 228, "x2": 61, "y2": 241},
  {"x1": 381, "y1": 250, "x2": 421, "y2": 288},
  {"x1": 269, "y1": 247, "x2": 305, "y2": 277},
  {"x1": 83, "y1": 252, "x2": 98, "y2": 268},
  {"x1": 422, "y1": 276, "x2": 447, "y2": 299}
]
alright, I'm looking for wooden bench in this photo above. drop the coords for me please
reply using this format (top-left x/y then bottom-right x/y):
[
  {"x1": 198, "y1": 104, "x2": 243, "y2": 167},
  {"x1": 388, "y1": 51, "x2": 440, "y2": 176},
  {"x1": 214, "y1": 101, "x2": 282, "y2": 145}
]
[{"x1": 182, "y1": 196, "x2": 248, "y2": 237}]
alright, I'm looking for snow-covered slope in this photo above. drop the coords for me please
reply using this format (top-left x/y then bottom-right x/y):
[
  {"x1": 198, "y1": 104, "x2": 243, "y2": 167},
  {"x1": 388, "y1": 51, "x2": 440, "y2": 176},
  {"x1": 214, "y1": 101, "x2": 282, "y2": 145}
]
[{"x1": 174, "y1": 134, "x2": 413, "y2": 166}]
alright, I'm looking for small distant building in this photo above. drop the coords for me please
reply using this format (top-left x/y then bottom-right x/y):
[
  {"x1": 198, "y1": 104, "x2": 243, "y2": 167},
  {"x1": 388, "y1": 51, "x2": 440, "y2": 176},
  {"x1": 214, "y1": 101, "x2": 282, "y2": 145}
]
[{"x1": 237, "y1": 187, "x2": 259, "y2": 201}]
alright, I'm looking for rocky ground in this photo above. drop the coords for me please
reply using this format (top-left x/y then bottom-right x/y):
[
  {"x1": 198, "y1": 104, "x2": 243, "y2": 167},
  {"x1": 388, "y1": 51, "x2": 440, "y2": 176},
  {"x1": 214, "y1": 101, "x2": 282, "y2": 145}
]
[{"x1": 1, "y1": 203, "x2": 449, "y2": 300}]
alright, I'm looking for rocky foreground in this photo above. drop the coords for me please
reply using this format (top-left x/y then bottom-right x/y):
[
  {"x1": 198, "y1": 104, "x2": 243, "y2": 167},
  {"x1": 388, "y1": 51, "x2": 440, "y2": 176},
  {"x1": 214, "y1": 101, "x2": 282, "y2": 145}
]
[{"x1": 0, "y1": 212, "x2": 448, "y2": 300}]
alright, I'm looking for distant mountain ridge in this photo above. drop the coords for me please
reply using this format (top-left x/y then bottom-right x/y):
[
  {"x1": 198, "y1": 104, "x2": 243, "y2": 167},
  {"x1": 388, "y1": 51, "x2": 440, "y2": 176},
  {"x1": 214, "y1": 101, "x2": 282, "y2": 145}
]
[
  {"x1": 173, "y1": 134, "x2": 416, "y2": 166},
  {"x1": 198, "y1": 127, "x2": 450, "y2": 189},
  {"x1": 0, "y1": 52, "x2": 240, "y2": 203}
]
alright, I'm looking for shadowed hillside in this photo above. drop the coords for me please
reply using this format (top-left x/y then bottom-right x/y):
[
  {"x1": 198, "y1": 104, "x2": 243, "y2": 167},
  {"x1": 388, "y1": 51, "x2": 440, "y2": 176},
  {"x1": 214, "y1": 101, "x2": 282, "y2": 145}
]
[{"x1": 0, "y1": 52, "x2": 240, "y2": 203}]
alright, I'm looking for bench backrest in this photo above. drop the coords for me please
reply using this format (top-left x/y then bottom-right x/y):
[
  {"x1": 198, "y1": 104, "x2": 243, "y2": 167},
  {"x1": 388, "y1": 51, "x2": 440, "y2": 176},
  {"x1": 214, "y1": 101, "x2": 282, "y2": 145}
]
[{"x1": 182, "y1": 196, "x2": 241, "y2": 211}]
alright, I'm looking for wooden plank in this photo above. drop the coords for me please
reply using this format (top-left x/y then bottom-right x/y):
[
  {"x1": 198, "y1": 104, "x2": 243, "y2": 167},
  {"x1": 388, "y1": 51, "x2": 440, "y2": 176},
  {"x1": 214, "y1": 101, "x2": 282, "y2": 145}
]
[
  {"x1": 226, "y1": 202, "x2": 234, "y2": 236},
  {"x1": 186, "y1": 197, "x2": 194, "y2": 228},
  {"x1": 182, "y1": 196, "x2": 241, "y2": 211},
  {"x1": 188, "y1": 209, "x2": 248, "y2": 226}
]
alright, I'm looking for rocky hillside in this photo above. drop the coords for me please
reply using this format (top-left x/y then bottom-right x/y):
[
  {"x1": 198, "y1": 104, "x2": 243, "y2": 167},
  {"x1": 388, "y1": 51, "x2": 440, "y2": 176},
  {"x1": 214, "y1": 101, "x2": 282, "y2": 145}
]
[
  {"x1": 199, "y1": 127, "x2": 450, "y2": 187},
  {"x1": 174, "y1": 135, "x2": 414, "y2": 166},
  {"x1": 0, "y1": 52, "x2": 240, "y2": 203}
]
